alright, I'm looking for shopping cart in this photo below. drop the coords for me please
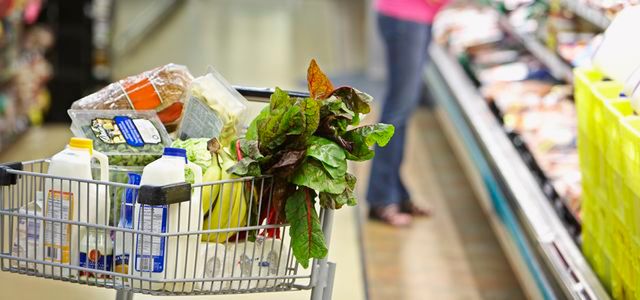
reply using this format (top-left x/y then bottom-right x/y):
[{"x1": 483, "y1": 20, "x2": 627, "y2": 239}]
[{"x1": 0, "y1": 88, "x2": 337, "y2": 300}]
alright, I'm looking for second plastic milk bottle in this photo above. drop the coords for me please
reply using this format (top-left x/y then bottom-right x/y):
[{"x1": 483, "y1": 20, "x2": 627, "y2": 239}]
[{"x1": 131, "y1": 147, "x2": 202, "y2": 291}]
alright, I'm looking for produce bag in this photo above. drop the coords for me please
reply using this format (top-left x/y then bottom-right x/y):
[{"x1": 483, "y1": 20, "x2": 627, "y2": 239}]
[
  {"x1": 177, "y1": 68, "x2": 249, "y2": 146},
  {"x1": 70, "y1": 63, "x2": 193, "y2": 130}
]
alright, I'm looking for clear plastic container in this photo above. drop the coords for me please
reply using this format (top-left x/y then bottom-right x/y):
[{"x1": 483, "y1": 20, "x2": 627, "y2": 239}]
[
  {"x1": 177, "y1": 68, "x2": 249, "y2": 146},
  {"x1": 69, "y1": 110, "x2": 172, "y2": 167}
]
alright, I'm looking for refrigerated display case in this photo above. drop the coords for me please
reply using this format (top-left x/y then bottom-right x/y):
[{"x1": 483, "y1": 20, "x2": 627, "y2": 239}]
[{"x1": 424, "y1": 43, "x2": 609, "y2": 299}]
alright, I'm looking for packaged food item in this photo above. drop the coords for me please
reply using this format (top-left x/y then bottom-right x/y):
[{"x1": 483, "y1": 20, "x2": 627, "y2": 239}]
[
  {"x1": 11, "y1": 191, "x2": 44, "y2": 271},
  {"x1": 79, "y1": 228, "x2": 113, "y2": 281},
  {"x1": 196, "y1": 243, "x2": 228, "y2": 291},
  {"x1": 131, "y1": 148, "x2": 202, "y2": 292},
  {"x1": 114, "y1": 172, "x2": 141, "y2": 279},
  {"x1": 69, "y1": 110, "x2": 172, "y2": 167},
  {"x1": 177, "y1": 69, "x2": 249, "y2": 146},
  {"x1": 70, "y1": 63, "x2": 194, "y2": 130},
  {"x1": 40, "y1": 138, "x2": 110, "y2": 278},
  {"x1": 225, "y1": 237, "x2": 288, "y2": 290}
]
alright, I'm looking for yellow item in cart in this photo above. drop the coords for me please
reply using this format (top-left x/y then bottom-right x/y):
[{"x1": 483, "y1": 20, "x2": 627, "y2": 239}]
[{"x1": 201, "y1": 142, "x2": 248, "y2": 243}]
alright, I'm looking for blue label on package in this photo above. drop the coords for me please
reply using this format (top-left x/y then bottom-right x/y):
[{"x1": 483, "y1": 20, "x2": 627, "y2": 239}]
[
  {"x1": 135, "y1": 205, "x2": 167, "y2": 273},
  {"x1": 79, "y1": 251, "x2": 113, "y2": 271},
  {"x1": 114, "y1": 116, "x2": 144, "y2": 147},
  {"x1": 119, "y1": 173, "x2": 141, "y2": 229}
]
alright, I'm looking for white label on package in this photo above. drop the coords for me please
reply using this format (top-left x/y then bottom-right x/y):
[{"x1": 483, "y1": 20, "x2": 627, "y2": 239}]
[
  {"x1": 178, "y1": 96, "x2": 224, "y2": 140},
  {"x1": 135, "y1": 205, "x2": 167, "y2": 273},
  {"x1": 44, "y1": 190, "x2": 73, "y2": 263},
  {"x1": 132, "y1": 119, "x2": 162, "y2": 144}
]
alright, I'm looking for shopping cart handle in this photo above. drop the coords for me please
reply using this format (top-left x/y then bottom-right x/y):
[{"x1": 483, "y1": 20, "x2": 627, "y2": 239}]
[
  {"x1": 138, "y1": 182, "x2": 192, "y2": 205},
  {"x1": 233, "y1": 86, "x2": 310, "y2": 99},
  {"x1": 0, "y1": 162, "x2": 22, "y2": 186}
]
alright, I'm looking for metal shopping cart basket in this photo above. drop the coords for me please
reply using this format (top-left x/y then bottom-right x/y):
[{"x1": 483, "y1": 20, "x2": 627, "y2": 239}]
[{"x1": 0, "y1": 88, "x2": 337, "y2": 300}]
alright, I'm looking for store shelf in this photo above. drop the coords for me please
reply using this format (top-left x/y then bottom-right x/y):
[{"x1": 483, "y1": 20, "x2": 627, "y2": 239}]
[
  {"x1": 499, "y1": 16, "x2": 574, "y2": 83},
  {"x1": 560, "y1": 0, "x2": 611, "y2": 30},
  {"x1": 425, "y1": 43, "x2": 608, "y2": 299}
]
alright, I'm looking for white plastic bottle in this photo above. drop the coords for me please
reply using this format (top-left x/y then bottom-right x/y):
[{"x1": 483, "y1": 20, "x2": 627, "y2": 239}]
[
  {"x1": 131, "y1": 147, "x2": 202, "y2": 292},
  {"x1": 40, "y1": 137, "x2": 109, "y2": 277}
]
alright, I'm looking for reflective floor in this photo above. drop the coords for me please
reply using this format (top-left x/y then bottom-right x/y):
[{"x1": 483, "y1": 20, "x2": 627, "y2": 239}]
[{"x1": 0, "y1": 1, "x2": 525, "y2": 299}]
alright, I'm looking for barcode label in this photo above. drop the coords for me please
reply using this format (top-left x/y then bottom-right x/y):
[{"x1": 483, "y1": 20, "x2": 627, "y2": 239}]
[{"x1": 43, "y1": 190, "x2": 73, "y2": 263}]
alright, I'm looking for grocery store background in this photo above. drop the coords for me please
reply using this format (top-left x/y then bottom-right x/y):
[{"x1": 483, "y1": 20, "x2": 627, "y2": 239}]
[{"x1": 0, "y1": 0, "x2": 632, "y2": 299}]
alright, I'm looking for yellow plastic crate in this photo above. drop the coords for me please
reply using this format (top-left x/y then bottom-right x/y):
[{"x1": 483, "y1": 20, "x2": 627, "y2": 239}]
[{"x1": 621, "y1": 117, "x2": 640, "y2": 197}]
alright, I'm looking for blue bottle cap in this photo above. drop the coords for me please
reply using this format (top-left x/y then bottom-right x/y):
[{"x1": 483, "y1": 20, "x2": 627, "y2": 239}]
[{"x1": 163, "y1": 147, "x2": 187, "y2": 163}]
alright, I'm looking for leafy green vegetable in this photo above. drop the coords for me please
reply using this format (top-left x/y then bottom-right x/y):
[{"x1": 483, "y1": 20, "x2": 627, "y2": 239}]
[
  {"x1": 344, "y1": 124, "x2": 395, "y2": 161},
  {"x1": 319, "y1": 173, "x2": 357, "y2": 209},
  {"x1": 285, "y1": 188, "x2": 328, "y2": 268},
  {"x1": 292, "y1": 159, "x2": 346, "y2": 194},
  {"x1": 306, "y1": 136, "x2": 346, "y2": 179},
  {"x1": 230, "y1": 59, "x2": 395, "y2": 268},
  {"x1": 171, "y1": 138, "x2": 213, "y2": 183}
]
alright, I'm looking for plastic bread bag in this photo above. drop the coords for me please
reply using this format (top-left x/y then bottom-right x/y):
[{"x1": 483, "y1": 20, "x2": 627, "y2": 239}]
[
  {"x1": 70, "y1": 63, "x2": 194, "y2": 131},
  {"x1": 177, "y1": 67, "x2": 249, "y2": 146}
]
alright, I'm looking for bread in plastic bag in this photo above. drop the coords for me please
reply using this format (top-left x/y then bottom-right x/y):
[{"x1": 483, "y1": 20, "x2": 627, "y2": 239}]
[{"x1": 70, "y1": 63, "x2": 194, "y2": 129}]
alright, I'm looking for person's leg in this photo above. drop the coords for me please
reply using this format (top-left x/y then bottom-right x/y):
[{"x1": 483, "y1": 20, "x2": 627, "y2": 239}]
[{"x1": 367, "y1": 14, "x2": 430, "y2": 218}]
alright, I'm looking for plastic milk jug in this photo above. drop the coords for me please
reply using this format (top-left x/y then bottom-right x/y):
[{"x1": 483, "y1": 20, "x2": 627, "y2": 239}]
[
  {"x1": 131, "y1": 147, "x2": 202, "y2": 292},
  {"x1": 41, "y1": 137, "x2": 109, "y2": 277}
]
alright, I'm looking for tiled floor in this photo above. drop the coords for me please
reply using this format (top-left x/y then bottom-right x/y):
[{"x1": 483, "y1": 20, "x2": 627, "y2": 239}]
[{"x1": 353, "y1": 108, "x2": 526, "y2": 300}]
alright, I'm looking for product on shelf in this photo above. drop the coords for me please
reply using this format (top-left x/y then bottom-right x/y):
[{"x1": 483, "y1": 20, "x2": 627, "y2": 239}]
[
  {"x1": 70, "y1": 63, "x2": 194, "y2": 130},
  {"x1": 484, "y1": 81, "x2": 582, "y2": 217},
  {"x1": 0, "y1": 2, "x2": 54, "y2": 151}
]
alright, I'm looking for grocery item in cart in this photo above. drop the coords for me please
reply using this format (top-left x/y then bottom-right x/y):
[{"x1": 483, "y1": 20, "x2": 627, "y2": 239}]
[
  {"x1": 69, "y1": 110, "x2": 172, "y2": 167},
  {"x1": 201, "y1": 139, "x2": 248, "y2": 243},
  {"x1": 196, "y1": 243, "x2": 228, "y2": 291},
  {"x1": 177, "y1": 70, "x2": 249, "y2": 146},
  {"x1": 69, "y1": 63, "x2": 194, "y2": 130},
  {"x1": 131, "y1": 147, "x2": 202, "y2": 292},
  {"x1": 11, "y1": 191, "x2": 44, "y2": 271},
  {"x1": 40, "y1": 137, "x2": 110, "y2": 278},
  {"x1": 114, "y1": 173, "x2": 141, "y2": 277},
  {"x1": 170, "y1": 138, "x2": 213, "y2": 184},
  {"x1": 225, "y1": 236, "x2": 288, "y2": 290},
  {"x1": 78, "y1": 228, "x2": 113, "y2": 280}
]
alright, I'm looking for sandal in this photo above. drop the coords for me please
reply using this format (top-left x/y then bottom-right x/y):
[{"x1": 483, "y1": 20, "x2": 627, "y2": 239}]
[
  {"x1": 368, "y1": 204, "x2": 412, "y2": 227},
  {"x1": 401, "y1": 201, "x2": 432, "y2": 217}
]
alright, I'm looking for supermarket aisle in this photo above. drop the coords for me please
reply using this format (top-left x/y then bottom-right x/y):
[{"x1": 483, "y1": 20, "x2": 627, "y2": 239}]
[
  {"x1": 352, "y1": 108, "x2": 526, "y2": 300},
  {"x1": 0, "y1": 1, "x2": 366, "y2": 300}
]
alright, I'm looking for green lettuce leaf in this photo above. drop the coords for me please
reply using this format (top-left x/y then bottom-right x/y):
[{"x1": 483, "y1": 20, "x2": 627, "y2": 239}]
[
  {"x1": 285, "y1": 188, "x2": 328, "y2": 268},
  {"x1": 344, "y1": 124, "x2": 395, "y2": 161},
  {"x1": 291, "y1": 159, "x2": 346, "y2": 194},
  {"x1": 306, "y1": 136, "x2": 347, "y2": 179},
  {"x1": 319, "y1": 173, "x2": 357, "y2": 209}
]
